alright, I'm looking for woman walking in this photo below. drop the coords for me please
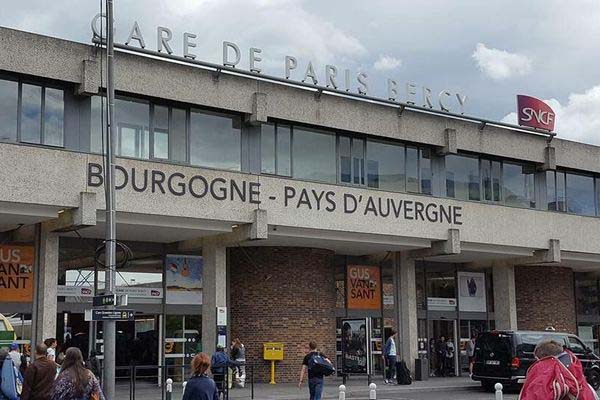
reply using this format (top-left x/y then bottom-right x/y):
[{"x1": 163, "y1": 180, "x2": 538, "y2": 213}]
[
  {"x1": 51, "y1": 348, "x2": 104, "y2": 400},
  {"x1": 182, "y1": 353, "x2": 219, "y2": 400}
]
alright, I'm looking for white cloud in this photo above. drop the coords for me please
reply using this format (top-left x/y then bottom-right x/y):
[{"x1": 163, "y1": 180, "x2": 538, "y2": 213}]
[
  {"x1": 501, "y1": 85, "x2": 600, "y2": 145},
  {"x1": 373, "y1": 55, "x2": 402, "y2": 71},
  {"x1": 472, "y1": 43, "x2": 532, "y2": 80}
]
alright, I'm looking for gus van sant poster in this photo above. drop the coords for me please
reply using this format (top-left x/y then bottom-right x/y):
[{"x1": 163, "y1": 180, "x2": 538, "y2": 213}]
[
  {"x1": 347, "y1": 265, "x2": 382, "y2": 310},
  {"x1": 0, "y1": 245, "x2": 34, "y2": 303},
  {"x1": 166, "y1": 255, "x2": 203, "y2": 305}
]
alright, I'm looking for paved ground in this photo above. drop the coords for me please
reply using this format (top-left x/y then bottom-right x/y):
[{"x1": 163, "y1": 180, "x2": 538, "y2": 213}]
[{"x1": 115, "y1": 376, "x2": 520, "y2": 400}]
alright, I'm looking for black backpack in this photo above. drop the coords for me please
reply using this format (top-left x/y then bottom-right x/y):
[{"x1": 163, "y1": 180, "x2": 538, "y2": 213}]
[
  {"x1": 307, "y1": 353, "x2": 335, "y2": 377},
  {"x1": 395, "y1": 359, "x2": 412, "y2": 385}
]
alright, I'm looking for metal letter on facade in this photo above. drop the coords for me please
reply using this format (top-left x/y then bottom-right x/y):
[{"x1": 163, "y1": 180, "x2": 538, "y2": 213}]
[
  {"x1": 125, "y1": 21, "x2": 146, "y2": 48},
  {"x1": 439, "y1": 90, "x2": 452, "y2": 112},
  {"x1": 223, "y1": 41, "x2": 241, "y2": 67},
  {"x1": 422, "y1": 87, "x2": 433, "y2": 108},
  {"x1": 285, "y1": 55, "x2": 297, "y2": 79},
  {"x1": 406, "y1": 83, "x2": 417, "y2": 105},
  {"x1": 157, "y1": 26, "x2": 174, "y2": 54},
  {"x1": 325, "y1": 65, "x2": 338, "y2": 89},
  {"x1": 357, "y1": 72, "x2": 368, "y2": 95},
  {"x1": 303, "y1": 61, "x2": 318, "y2": 85},
  {"x1": 249, "y1": 47, "x2": 262, "y2": 73},
  {"x1": 183, "y1": 33, "x2": 197, "y2": 59},
  {"x1": 387, "y1": 79, "x2": 397, "y2": 101}
]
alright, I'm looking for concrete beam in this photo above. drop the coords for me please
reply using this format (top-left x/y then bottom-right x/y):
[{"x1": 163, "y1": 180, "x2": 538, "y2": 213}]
[
  {"x1": 246, "y1": 92, "x2": 268, "y2": 125},
  {"x1": 407, "y1": 229, "x2": 460, "y2": 258},
  {"x1": 397, "y1": 252, "x2": 418, "y2": 373},
  {"x1": 538, "y1": 146, "x2": 556, "y2": 171},
  {"x1": 201, "y1": 239, "x2": 227, "y2": 356},
  {"x1": 76, "y1": 59, "x2": 100, "y2": 96},
  {"x1": 436, "y1": 128, "x2": 457, "y2": 155},
  {"x1": 512, "y1": 239, "x2": 561, "y2": 265},
  {"x1": 177, "y1": 209, "x2": 268, "y2": 251},
  {"x1": 47, "y1": 192, "x2": 97, "y2": 232}
]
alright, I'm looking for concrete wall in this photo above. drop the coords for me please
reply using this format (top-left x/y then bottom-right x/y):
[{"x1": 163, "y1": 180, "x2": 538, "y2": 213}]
[
  {"x1": 1, "y1": 27, "x2": 600, "y2": 174},
  {"x1": 515, "y1": 266, "x2": 576, "y2": 333},
  {"x1": 229, "y1": 247, "x2": 336, "y2": 383}
]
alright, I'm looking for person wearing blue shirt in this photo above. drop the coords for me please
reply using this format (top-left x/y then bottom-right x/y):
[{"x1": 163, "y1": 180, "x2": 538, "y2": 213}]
[
  {"x1": 182, "y1": 353, "x2": 218, "y2": 400},
  {"x1": 383, "y1": 330, "x2": 397, "y2": 384}
]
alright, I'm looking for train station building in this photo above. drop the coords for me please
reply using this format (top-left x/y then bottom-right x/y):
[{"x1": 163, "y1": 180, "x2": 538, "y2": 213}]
[{"x1": 1, "y1": 26, "x2": 600, "y2": 383}]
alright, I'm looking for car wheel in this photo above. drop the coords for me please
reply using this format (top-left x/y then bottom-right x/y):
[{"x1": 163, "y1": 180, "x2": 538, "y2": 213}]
[
  {"x1": 481, "y1": 380, "x2": 495, "y2": 392},
  {"x1": 588, "y1": 369, "x2": 600, "y2": 391}
]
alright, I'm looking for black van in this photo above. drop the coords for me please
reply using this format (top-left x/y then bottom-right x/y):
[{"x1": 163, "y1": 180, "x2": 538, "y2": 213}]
[{"x1": 472, "y1": 330, "x2": 600, "y2": 391}]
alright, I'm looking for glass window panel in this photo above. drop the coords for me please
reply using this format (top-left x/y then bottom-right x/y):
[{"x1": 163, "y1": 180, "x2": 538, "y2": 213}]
[
  {"x1": 575, "y1": 274, "x2": 599, "y2": 317},
  {"x1": 339, "y1": 136, "x2": 351, "y2": 183},
  {"x1": 596, "y1": 178, "x2": 600, "y2": 217},
  {"x1": 557, "y1": 171, "x2": 566, "y2": 212},
  {"x1": 406, "y1": 146, "x2": 419, "y2": 192},
  {"x1": 43, "y1": 88, "x2": 64, "y2": 146},
  {"x1": 426, "y1": 267, "x2": 456, "y2": 299},
  {"x1": 21, "y1": 84, "x2": 42, "y2": 143},
  {"x1": 481, "y1": 160, "x2": 492, "y2": 201},
  {"x1": 153, "y1": 105, "x2": 169, "y2": 159},
  {"x1": 367, "y1": 141, "x2": 405, "y2": 192},
  {"x1": 115, "y1": 98, "x2": 150, "y2": 159},
  {"x1": 445, "y1": 154, "x2": 480, "y2": 200},
  {"x1": 492, "y1": 161, "x2": 502, "y2": 202},
  {"x1": 420, "y1": 148, "x2": 432, "y2": 195},
  {"x1": 261, "y1": 123, "x2": 276, "y2": 174},
  {"x1": 566, "y1": 173, "x2": 595, "y2": 216},
  {"x1": 503, "y1": 162, "x2": 535, "y2": 208},
  {"x1": 90, "y1": 96, "x2": 105, "y2": 154},
  {"x1": 171, "y1": 108, "x2": 187, "y2": 162},
  {"x1": 0, "y1": 79, "x2": 18, "y2": 141},
  {"x1": 292, "y1": 128, "x2": 336, "y2": 183},
  {"x1": 190, "y1": 110, "x2": 241, "y2": 170},
  {"x1": 276, "y1": 125, "x2": 291, "y2": 176},
  {"x1": 352, "y1": 138, "x2": 365, "y2": 185},
  {"x1": 547, "y1": 171, "x2": 557, "y2": 210}
]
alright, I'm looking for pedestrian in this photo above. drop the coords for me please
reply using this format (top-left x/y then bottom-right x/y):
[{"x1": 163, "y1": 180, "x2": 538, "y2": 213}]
[
  {"x1": 383, "y1": 330, "x2": 397, "y2": 384},
  {"x1": 8, "y1": 344, "x2": 22, "y2": 372},
  {"x1": 298, "y1": 341, "x2": 331, "y2": 400},
  {"x1": 43, "y1": 340, "x2": 57, "y2": 363},
  {"x1": 429, "y1": 338, "x2": 438, "y2": 377},
  {"x1": 84, "y1": 351, "x2": 101, "y2": 379},
  {"x1": 182, "y1": 353, "x2": 218, "y2": 400},
  {"x1": 21, "y1": 343, "x2": 57, "y2": 400},
  {"x1": 50, "y1": 348, "x2": 104, "y2": 400},
  {"x1": 1, "y1": 347, "x2": 24, "y2": 400},
  {"x1": 230, "y1": 338, "x2": 246, "y2": 388},
  {"x1": 210, "y1": 344, "x2": 236, "y2": 397},
  {"x1": 519, "y1": 340, "x2": 596, "y2": 400},
  {"x1": 436, "y1": 336, "x2": 446, "y2": 376},
  {"x1": 467, "y1": 333, "x2": 477, "y2": 376},
  {"x1": 444, "y1": 337, "x2": 455, "y2": 376}
]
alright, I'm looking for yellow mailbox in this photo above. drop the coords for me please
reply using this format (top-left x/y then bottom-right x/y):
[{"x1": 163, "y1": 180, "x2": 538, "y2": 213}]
[{"x1": 263, "y1": 342, "x2": 284, "y2": 384}]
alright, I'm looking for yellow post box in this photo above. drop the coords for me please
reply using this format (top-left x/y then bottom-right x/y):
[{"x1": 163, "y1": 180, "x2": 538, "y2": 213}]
[{"x1": 263, "y1": 342, "x2": 284, "y2": 384}]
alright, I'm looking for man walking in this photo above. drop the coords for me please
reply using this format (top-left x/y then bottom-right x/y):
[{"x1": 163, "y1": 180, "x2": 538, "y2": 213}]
[
  {"x1": 298, "y1": 342, "x2": 331, "y2": 400},
  {"x1": 383, "y1": 330, "x2": 397, "y2": 384},
  {"x1": 21, "y1": 343, "x2": 56, "y2": 400}
]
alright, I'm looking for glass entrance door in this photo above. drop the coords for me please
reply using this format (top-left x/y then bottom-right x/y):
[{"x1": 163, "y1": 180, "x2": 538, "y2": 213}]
[{"x1": 427, "y1": 320, "x2": 459, "y2": 377}]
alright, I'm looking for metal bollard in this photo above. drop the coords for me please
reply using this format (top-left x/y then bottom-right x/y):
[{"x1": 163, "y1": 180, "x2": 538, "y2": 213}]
[
  {"x1": 181, "y1": 381, "x2": 187, "y2": 400},
  {"x1": 369, "y1": 382, "x2": 377, "y2": 400},
  {"x1": 495, "y1": 383, "x2": 503, "y2": 400},
  {"x1": 338, "y1": 384, "x2": 346, "y2": 400},
  {"x1": 166, "y1": 379, "x2": 173, "y2": 400}
]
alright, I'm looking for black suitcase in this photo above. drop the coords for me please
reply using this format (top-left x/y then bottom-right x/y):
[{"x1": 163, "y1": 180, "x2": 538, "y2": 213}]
[{"x1": 396, "y1": 359, "x2": 412, "y2": 385}]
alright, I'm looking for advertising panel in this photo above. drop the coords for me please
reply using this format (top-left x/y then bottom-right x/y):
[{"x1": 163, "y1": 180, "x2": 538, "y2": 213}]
[
  {"x1": 0, "y1": 245, "x2": 34, "y2": 302},
  {"x1": 346, "y1": 265, "x2": 382, "y2": 310},
  {"x1": 517, "y1": 95, "x2": 556, "y2": 131},
  {"x1": 457, "y1": 271, "x2": 487, "y2": 312},
  {"x1": 166, "y1": 255, "x2": 203, "y2": 304},
  {"x1": 342, "y1": 318, "x2": 368, "y2": 374}
]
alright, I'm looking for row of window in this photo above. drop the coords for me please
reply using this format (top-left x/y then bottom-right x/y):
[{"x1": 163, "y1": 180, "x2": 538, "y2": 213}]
[{"x1": 1, "y1": 76, "x2": 600, "y2": 217}]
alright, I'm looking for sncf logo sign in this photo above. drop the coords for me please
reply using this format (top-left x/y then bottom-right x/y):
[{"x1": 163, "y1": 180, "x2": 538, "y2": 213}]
[{"x1": 517, "y1": 95, "x2": 556, "y2": 131}]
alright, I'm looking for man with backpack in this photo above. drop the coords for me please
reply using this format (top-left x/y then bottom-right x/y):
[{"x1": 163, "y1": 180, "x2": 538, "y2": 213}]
[
  {"x1": 1, "y1": 347, "x2": 24, "y2": 400},
  {"x1": 298, "y1": 342, "x2": 333, "y2": 400}
]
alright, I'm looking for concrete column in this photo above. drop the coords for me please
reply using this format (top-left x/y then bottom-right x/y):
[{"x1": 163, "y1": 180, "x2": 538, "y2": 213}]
[
  {"x1": 32, "y1": 223, "x2": 59, "y2": 346},
  {"x1": 493, "y1": 263, "x2": 518, "y2": 330},
  {"x1": 201, "y1": 239, "x2": 227, "y2": 356},
  {"x1": 396, "y1": 252, "x2": 418, "y2": 372}
]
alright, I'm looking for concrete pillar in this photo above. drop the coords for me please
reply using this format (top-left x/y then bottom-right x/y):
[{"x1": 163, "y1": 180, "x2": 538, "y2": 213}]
[
  {"x1": 32, "y1": 223, "x2": 59, "y2": 346},
  {"x1": 493, "y1": 263, "x2": 518, "y2": 330},
  {"x1": 201, "y1": 239, "x2": 227, "y2": 356},
  {"x1": 396, "y1": 253, "x2": 418, "y2": 372}
]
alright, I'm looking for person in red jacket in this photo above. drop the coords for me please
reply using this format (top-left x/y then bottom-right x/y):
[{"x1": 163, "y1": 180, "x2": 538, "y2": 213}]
[{"x1": 519, "y1": 340, "x2": 597, "y2": 400}]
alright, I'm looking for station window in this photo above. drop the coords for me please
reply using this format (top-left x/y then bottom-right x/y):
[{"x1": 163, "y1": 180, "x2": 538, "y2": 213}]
[
  {"x1": 0, "y1": 79, "x2": 18, "y2": 141},
  {"x1": 480, "y1": 159, "x2": 501, "y2": 202},
  {"x1": 292, "y1": 127, "x2": 336, "y2": 183},
  {"x1": 445, "y1": 154, "x2": 480, "y2": 201},
  {"x1": 502, "y1": 162, "x2": 535, "y2": 208},
  {"x1": 190, "y1": 109, "x2": 241, "y2": 171},
  {"x1": 115, "y1": 97, "x2": 150, "y2": 159},
  {"x1": 339, "y1": 136, "x2": 365, "y2": 185},
  {"x1": 261, "y1": 123, "x2": 291, "y2": 176},
  {"x1": 547, "y1": 170, "x2": 596, "y2": 216},
  {"x1": 366, "y1": 141, "x2": 405, "y2": 192}
]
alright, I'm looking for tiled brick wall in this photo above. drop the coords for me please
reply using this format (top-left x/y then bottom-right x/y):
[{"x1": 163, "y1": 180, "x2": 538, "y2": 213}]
[
  {"x1": 229, "y1": 247, "x2": 336, "y2": 383},
  {"x1": 515, "y1": 265, "x2": 576, "y2": 333}
]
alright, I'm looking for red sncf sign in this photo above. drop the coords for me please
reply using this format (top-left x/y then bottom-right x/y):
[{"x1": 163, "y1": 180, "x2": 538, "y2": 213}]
[{"x1": 517, "y1": 95, "x2": 555, "y2": 131}]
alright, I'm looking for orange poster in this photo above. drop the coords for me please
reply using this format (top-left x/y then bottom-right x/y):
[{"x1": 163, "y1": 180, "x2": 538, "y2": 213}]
[
  {"x1": 347, "y1": 265, "x2": 381, "y2": 310},
  {"x1": 0, "y1": 245, "x2": 35, "y2": 302}
]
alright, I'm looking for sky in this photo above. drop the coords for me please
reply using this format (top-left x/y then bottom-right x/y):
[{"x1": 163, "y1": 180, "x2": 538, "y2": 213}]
[{"x1": 3, "y1": 0, "x2": 600, "y2": 145}]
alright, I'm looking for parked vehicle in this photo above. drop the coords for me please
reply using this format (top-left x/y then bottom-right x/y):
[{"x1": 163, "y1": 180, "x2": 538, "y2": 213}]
[{"x1": 472, "y1": 330, "x2": 600, "y2": 391}]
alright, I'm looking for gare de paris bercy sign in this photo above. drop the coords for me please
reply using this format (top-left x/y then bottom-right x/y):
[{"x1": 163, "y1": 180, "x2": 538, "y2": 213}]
[{"x1": 91, "y1": 14, "x2": 468, "y2": 114}]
